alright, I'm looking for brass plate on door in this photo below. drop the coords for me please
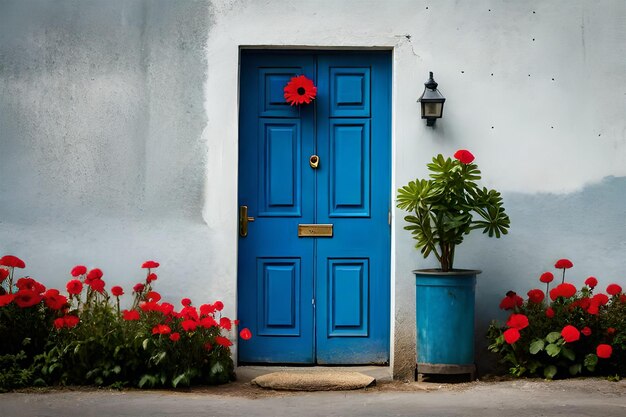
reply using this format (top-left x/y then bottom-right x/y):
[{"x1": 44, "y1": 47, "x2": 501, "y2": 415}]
[{"x1": 298, "y1": 224, "x2": 333, "y2": 237}]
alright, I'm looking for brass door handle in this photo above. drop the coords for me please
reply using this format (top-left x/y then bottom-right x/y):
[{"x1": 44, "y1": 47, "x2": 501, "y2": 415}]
[
  {"x1": 309, "y1": 154, "x2": 319, "y2": 169},
  {"x1": 239, "y1": 205, "x2": 255, "y2": 237}
]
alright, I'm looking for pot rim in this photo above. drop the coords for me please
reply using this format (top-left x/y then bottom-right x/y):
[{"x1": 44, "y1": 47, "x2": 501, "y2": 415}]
[{"x1": 412, "y1": 268, "x2": 482, "y2": 276}]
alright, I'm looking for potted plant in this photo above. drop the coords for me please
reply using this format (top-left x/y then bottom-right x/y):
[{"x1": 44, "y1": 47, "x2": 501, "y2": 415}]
[{"x1": 396, "y1": 149, "x2": 510, "y2": 379}]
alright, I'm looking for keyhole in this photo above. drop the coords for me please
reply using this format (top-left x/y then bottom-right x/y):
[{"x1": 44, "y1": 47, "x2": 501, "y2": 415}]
[{"x1": 309, "y1": 155, "x2": 319, "y2": 169}]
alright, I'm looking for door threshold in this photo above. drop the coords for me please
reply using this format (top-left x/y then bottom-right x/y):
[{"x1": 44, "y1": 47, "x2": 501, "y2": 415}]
[{"x1": 236, "y1": 365, "x2": 393, "y2": 383}]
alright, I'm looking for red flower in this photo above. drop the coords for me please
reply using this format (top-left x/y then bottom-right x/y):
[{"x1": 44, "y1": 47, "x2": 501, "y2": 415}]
[
  {"x1": 607, "y1": 327, "x2": 616, "y2": 335},
  {"x1": 554, "y1": 259, "x2": 573, "y2": 269},
  {"x1": 160, "y1": 302, "x2": 175, "y2": 316},
  {"x1": 88, "y1": 279, "x2": 104, "y2": 293},
  {"x1": 204, "y1": 342, "x2": 213, "y2": 351},
  {"x1": 549, "y1": 283, "x2": 577, "y2": 300},
  {"x1": 581, "y1": 327, "x2": 592, "y2": 336},
  {"x1": 133, "y1": 283, "x2": 145, "y2": 293},
  {"x1": 0, "y1": 268, "x2": 8, "y2": 283},
  {"x1": 499, "y1": 291, "x2": 523, "y2": 310},
  {"x1": 584, "y1": 276, "x2": 598, "y2": 288},
  {"x1": 503, "y1": 328, "x2": 520, "y2": 344},
  {"x1": 140, "y1": 301, "x2": 160, "y2": 312},
  {"x1": 284, "y1": 75, "x2": 317, "y2": 106},
  {"x1": 181, "y1": 298, "x2": 192, "y2": 307},
  {"x1": 146, "y1": 291, "x2": 161, "y2": 302},
  {"x1": 64, "y1": 315, "x2": 80, "y2": 328},
  {"x1": 200, "y1": 303, "x2": 216, "y2": 316},
  {"x1": 213, "y1": 300, "x2": 224, "y2": 311},
  {"x1": 561, "y1": 325, "x2": 580, "y2": 343},
  {"x1": 152, "y1": 324, "x2": 171, "y2": 335},
  {"x1": 43, "y1": 289, "x2": 67, "y2": 310},
  {"x1": 17, "y1": 277, "x2": 45, "y2": 294},
  {"x1": 234, "y1": 319, "x2": 240, "y2": 326},
  {"x1": 239, "y1": 328, "x2": 252, "y2": 340},
  {"x1": 606, "y1": 284, "x2": 622, "y2": 296},
  {"x1": 181, "y1": 319, "x2": 198, "y2": 332},
  {"x1": 545, "y1": 307, "x2": 555, "y2": 318},
  {"x1": 70, "y1": 265, "x2": 87, "y2": 277},
  {"x1": 539, "y1": 272, "x2": 554, "y2": 283},
  {"x1": 215, "y1": 336, "x2": 233, "y2": 347},
  {"x1": 453, "y1": 149, "x2": 475, "y2": 164},
  {"x1": 587, "y1": 301, "x2": 599, "y2": 315},
  {"x1": 169, "y1": 332, "x2": 180, "y2": 342},
  {"x1": 111, "y1": 286, "x2": 124, "y2": 297},
  {"x1": 620, "y1": 294, "x2": 626, "y2": 304},
  {"x1": 0, "y1": 294, "x2": 16, "y2": 307},
  {"x1": 200, "y1": 316, "x2": 218, "y2": 329},
  {"x1": 14, "y1": 289, "x2": 42, "y2": 308},
  {"x1": 86, "y1": 268, "x2": 103, "y2": 282},
  {"x1": 123, "y1": 309, "x2": 140, "y2": 321},
  {"x1": 592, "y1": 293, "x2": 609, "y2": 306},
  {"x1": 220, "y1": 317, "x2": 232, "y2": 331},
  {"x1": 596, "y1": 344, "x2": 612, "y2": 359},
  {"x1": 147, "y1": 273, "x2": 157, "y2": 283},
  {"x1": 142, "y1": 260, "x2": 160, "y2": 269},
  {"x1": 527, "y1": 289, "x2": 545, "y2": 304},
  {"x1": 0, "y1": 255, "x2": 26, "y2": 268},
  {"x1": 506, "y1": 314, "x2": 529, "y2": 330},
  {"x1": 179, "y1": 306, "x2": 199, "y2": 321},
  {"x1": 53, "y1": 317, "x2": 65, "y2": 329}
]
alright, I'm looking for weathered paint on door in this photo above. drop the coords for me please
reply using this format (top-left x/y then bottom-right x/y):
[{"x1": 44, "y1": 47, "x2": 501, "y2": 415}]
[{"x1": 237, "y1": 51, "x2": 391, "y2": 364}]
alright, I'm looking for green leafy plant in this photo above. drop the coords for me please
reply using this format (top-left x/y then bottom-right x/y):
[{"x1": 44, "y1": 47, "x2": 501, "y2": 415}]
[
  {"x1": 396, "y1": 150, "x2": 510, "y2": 271},
  {"x1": 488, "y1": 259, "x2": 626, "y2": 379}
]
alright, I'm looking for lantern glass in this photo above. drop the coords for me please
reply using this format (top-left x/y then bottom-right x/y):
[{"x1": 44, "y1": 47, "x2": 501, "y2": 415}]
[{"x1": 422, "y1": 102, "x2": 443, "y2": 118}]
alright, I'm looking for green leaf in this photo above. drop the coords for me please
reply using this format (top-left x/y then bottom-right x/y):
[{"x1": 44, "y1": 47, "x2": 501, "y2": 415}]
[
  {"x1": 546, "y1": 332, "x2": 561, "y2": 344},
  {"x1": 529, "y1": 339, "x2": 545, "y2": 355},
  {"x1": 142, "y1": 338, "x2": 149, "y2": 350},
  {"x1": 138, "y1": 374, "x2": 155, "y2": 388},
  {"x1": 561, "y1": 347, "x2": 575, "y2": 361},
  {"x1": 172, "y1": 373, "x2": 188, "y2": 388},
  {"x1": 584, "y1": 353, "x2": 598, "y2": 371},
  {"x1": 112, "y1": 365, "x2": 121, "y2": 375},
  {"x1": 545, "y1": 343, "x2": 561, "y2": 357},
  {"x1": 210, "y1": 362, "x2": 224, "y2": 376},
  {"x1": 544, "y1": 365, "x2": 557, "y2": 380},
  {"x1": 569, "y1": 364, "x2": 582, "y2": 376}
]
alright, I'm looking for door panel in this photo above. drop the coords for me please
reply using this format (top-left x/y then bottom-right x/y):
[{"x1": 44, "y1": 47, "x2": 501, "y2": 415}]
[
  {"x1": 238, "y1": 51, "x2": 390, "y2": 364},
  {"x1": 315, "y1": 53, "x2": 390, "y2": 364},
  {"x1": 238, "y1": 53, "x2": 315, "y2": 363}
]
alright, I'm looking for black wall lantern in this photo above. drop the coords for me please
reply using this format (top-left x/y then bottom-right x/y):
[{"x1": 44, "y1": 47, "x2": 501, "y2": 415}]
[{"x1": 418, "y1": 71, "x2": 446, "y2": 126}]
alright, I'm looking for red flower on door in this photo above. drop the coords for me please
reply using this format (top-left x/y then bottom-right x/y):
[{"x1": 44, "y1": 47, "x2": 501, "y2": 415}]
[{"x1": 284, "y1": 75, "x2": 317, "y2": 106}]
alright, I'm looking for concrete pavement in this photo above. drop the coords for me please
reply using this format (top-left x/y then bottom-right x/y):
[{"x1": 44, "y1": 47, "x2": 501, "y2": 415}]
[{"x1": 1, "y1": 379, "x2": 625, "y2": 417}]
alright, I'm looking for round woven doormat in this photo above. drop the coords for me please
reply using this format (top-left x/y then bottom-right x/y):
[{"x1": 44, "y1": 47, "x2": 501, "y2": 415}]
[{"x1": 251, "y1": 371, "x2": 375, "y2": 391}]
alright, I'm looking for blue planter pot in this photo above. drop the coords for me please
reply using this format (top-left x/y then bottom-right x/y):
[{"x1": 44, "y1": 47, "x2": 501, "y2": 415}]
[{"x1": 414, "y1": 269, "x2": 481, "y2": 377}]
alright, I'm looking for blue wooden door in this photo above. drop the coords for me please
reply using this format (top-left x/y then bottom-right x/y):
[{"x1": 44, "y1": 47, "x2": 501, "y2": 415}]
[{"x1": 238, "y1": 51, "x2": 390, "y2": 364}]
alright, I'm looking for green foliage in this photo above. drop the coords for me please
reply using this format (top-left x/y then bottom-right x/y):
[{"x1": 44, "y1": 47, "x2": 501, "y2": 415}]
[
  {"x1": 396, "y1": 152, "x2": 510, "y2": 271},
  {"x1": 0, "y1": 352, "x2": 35, "y2": 392}
]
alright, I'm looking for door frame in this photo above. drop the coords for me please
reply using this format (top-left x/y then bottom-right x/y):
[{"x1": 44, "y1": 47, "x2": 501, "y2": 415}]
[{"x1": 235, "y1": 47, "x2": 395, "y2": 366}]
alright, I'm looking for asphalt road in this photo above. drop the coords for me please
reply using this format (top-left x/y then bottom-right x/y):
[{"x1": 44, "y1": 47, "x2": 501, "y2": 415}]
[{"x1": 2, "y1": 379, "x2": 625, "y2": 417}]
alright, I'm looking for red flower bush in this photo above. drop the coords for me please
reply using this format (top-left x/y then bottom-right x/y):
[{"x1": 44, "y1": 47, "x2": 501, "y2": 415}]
[
  {"x1": 453, "y1": 149, "x2": 475, "y2": 164},
  {"x1": 283, "y1": 75, "x2": 317, "y2": 106},
  {"x1": 488, "y1": 258, "x2": 626, "y2": 379}
]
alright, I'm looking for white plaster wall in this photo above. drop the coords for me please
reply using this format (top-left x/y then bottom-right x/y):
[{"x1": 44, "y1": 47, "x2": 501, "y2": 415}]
[
  {"x1": 2, "y1": 0, "x2": 625, "y2": 379},
  {"x1": 205, "y1": 0, "x2": 626, "y2": 378}
]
